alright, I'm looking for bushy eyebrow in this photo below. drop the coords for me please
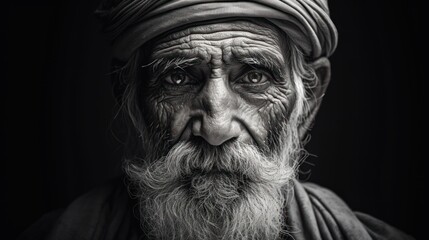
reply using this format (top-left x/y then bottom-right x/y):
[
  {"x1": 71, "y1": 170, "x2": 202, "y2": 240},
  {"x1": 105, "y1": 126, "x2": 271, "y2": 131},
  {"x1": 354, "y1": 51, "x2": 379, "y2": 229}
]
[
  {"x1": 143, "y1": 57, "x2": 201, "y2": 76},
  {"x1": 143, "y1": 51, "x2": 287, "y2": 80},
  {"x1": 234, "y1": 51, "x2": 287, "y2": 80}
]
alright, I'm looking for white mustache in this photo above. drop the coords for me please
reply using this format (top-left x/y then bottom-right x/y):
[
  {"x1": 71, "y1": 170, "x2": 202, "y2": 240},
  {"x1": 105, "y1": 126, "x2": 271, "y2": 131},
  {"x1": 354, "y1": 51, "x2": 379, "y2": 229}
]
[{"x1": 141, "y1": 139, "x2": 292, "y2": 189}]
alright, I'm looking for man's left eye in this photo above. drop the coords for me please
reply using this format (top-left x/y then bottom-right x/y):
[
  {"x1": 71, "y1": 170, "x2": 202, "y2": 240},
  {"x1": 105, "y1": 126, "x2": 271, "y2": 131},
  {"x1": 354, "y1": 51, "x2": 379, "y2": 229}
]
[
  {"x1": 163, "y1": 70, "x2": 192, "y2": 85},
  {"x1": 240, "y1": 70, "x2": 269, "y2": 84}
]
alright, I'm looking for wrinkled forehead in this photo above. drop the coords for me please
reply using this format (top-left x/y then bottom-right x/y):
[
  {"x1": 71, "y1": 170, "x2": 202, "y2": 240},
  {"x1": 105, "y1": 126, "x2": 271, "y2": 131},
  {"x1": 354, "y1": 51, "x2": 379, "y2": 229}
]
[
  {"x1": 149, "y1": 20, "x2": 287, "y2": 63},
  {"x1": 154, "y1": 20, "x2": 284, "y2": 46}
]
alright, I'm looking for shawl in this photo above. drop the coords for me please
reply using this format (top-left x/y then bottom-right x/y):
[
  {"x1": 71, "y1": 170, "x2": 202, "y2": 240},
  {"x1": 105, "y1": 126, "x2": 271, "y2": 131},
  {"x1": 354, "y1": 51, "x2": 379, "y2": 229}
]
[{"x1": 19, "y1": 178, "x2": 414, "y2": 240}]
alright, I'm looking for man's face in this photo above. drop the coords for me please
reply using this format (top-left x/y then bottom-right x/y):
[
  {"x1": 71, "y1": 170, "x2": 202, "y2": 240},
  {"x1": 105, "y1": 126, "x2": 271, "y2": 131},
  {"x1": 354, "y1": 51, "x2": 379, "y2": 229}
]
[
  {"x1": 141, "y1": 20, "x2": 297, "y2": 154},
  {"x1": 128, "y1": 20, "x2": 303, "y2": 240}
]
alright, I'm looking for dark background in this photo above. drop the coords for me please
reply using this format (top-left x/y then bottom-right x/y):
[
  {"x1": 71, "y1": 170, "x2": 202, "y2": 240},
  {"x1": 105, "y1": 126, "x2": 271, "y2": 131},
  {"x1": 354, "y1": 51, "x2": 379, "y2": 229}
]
[{"x1": 3, "y1": 0, "x2": 426, "y2": 239}]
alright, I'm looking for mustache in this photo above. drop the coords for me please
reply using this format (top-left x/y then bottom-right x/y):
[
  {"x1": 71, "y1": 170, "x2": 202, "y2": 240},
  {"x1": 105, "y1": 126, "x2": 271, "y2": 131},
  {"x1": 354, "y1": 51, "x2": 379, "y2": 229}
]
[{"x1": 136, "y1": 136, "x2": 292, "y2": 191}]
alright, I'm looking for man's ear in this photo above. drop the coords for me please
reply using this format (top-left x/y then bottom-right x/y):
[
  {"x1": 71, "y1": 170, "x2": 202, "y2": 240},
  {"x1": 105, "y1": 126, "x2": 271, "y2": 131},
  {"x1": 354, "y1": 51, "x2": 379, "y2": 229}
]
[
  {"x1": 298, "y1": 57, "x2": 331, "y2": 141},
  {"x1": 110, "y1": 60, "x2": 128, "y2": 104}
]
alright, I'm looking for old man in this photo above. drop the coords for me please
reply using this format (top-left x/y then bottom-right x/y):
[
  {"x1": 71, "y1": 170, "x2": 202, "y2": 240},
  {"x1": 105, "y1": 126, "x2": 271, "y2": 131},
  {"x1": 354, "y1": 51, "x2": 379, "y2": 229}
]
[{"x1": 21, "y1": 0, "x2": 414, "y2": 240}]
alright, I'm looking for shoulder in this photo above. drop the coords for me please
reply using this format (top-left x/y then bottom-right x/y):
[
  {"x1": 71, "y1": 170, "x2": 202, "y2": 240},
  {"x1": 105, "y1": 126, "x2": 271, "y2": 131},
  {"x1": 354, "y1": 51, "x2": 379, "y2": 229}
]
[
  {"x1": 287, "y1": 180, "x2": 414, "y2": 240},
  {"x1": 19, "y1": 177, "x2": 140, "y2": 240},
  {"x1": 53, "y1": 178, "x2": 127, "y2": 225},
  {"x1": 18, "y1": 209, "x2": 63, "y2": 240},
  {"x1": 354, "y1": 212, "x2": 415, "y2": 240}
]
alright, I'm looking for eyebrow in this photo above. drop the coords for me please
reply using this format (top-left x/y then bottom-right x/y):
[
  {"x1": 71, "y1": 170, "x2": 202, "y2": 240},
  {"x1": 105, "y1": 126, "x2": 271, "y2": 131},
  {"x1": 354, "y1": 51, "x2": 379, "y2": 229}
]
[
  {"x1": 143, "y1": 57, "x2": 202, "y2": 76},
  {"x1": 143, "y1": 51, "x2": 287, "y2": 80}
]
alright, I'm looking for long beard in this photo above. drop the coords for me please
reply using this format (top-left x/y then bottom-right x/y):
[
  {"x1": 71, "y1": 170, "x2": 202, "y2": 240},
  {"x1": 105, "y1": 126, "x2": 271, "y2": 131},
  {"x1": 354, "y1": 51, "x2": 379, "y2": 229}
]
[{"x1": 125, "y1": 121, "x2": 301, "y2": 240}]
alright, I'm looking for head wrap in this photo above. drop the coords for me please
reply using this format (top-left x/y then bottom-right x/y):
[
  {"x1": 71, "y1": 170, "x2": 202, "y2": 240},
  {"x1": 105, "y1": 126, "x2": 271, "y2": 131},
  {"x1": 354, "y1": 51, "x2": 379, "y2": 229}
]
[{"x1": 96, "y1": 0, "x2": 338, "y2": 62}]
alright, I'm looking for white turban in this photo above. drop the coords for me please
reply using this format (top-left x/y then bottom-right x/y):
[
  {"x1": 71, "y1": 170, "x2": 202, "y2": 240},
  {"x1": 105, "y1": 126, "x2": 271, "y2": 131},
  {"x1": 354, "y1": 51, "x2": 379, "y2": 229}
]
[{"x1": 96, "y1": 0, "x2": 338, "y2": 61}]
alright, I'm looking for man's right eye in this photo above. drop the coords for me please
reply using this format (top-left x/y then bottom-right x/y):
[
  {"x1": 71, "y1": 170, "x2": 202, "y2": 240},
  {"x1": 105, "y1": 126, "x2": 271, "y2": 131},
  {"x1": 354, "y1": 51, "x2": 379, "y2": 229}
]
[{"x1": 163, "y1": 70, "x2": 192, "y2": 85}]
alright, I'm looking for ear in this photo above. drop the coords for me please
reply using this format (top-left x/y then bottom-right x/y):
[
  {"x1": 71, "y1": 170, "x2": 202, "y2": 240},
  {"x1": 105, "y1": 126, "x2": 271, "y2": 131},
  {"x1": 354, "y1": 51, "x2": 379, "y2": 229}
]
[
  {"x1": 298, "y1": 57, "x2": 331, "y2": 141},
  {"x1": 110, "y1": 60, "x2": 128, "y2": 104}
]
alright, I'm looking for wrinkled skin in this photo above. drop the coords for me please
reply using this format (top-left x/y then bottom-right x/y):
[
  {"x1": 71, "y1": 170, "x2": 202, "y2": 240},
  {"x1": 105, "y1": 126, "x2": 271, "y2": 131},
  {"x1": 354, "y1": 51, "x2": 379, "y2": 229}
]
[
  {"x1": 129, "y1": 20, "x2": 302, "y2": 240},
  {"x1": 139, "y1": 20, "x2": 297, "y2": 153}
]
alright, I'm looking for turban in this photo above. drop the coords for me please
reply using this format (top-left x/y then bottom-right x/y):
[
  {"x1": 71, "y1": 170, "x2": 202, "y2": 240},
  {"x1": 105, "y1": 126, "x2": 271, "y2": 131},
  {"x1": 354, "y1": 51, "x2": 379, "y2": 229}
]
[{"x1": 96, "y1": 0, "x2": 338, "y2": 62}]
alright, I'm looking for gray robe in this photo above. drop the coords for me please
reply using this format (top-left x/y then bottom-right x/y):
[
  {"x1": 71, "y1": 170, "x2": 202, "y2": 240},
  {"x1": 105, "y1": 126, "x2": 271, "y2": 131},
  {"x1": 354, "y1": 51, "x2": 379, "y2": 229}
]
[{"x1": 19, "y1": 178, "x2": 414, "y2": 240}]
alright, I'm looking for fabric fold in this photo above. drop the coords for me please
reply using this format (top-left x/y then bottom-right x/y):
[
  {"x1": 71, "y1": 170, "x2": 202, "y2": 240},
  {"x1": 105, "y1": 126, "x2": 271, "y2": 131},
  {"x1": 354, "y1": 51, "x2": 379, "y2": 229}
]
[
  {"x1": 286, "y1": 180, "x2": 415, "y2": 240},
  {"x1": 21, "y1": 178, "x2": 414, "y2": 240}
]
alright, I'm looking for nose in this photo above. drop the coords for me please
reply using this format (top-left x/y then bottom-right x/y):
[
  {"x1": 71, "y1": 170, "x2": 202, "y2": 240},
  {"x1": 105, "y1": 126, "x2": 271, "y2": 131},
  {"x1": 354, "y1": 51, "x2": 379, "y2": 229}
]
[{"x1": 191, "y1": 77, "x2": 241, "y2": 146}]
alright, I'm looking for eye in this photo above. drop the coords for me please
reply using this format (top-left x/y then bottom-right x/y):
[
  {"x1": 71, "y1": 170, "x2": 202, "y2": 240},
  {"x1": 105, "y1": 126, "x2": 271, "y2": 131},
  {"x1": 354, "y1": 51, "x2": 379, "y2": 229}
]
[
  {"x1": 241, "y1": 70, "x2": 269, "y2": 84},
  {"x1": 163, "y1": 70, "x2": 191, "y2": 85}
]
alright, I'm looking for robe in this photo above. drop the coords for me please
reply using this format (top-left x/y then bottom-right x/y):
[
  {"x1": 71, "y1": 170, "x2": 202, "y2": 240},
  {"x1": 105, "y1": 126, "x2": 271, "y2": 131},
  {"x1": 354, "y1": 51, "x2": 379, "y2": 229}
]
[{"x1": 19, "y1": 178, "x2": 414, "y2": 240}]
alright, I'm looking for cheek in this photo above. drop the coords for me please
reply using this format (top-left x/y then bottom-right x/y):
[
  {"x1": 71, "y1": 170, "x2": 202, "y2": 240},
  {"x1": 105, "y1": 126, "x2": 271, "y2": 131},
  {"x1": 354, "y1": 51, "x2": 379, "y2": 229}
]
[
  {"x1": 260, "y1": 87, "x2": 295, "y2": 124},
  {"x1": 239, "y1": 85, "x2": 296, "y2": 145},
  {"x1": 140, "y1": 85, "x2": 172, "y2": 131},
  {"x1": 142, "y1": 91, "x2": 193, "y2": 141}
]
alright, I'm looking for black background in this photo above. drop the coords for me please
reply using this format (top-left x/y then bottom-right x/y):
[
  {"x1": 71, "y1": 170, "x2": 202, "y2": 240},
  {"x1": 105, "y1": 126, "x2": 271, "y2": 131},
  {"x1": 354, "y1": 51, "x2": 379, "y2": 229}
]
[{"x1": 3, "y1": 0, "x2": 427, "y2": 239}]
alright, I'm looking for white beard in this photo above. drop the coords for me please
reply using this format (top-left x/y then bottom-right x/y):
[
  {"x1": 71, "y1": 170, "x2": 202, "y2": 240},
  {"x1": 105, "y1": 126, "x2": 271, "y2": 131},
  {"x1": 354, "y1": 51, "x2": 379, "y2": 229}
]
[{"x1": 125, "y1": 122, "x2": 301, "y2": 240}]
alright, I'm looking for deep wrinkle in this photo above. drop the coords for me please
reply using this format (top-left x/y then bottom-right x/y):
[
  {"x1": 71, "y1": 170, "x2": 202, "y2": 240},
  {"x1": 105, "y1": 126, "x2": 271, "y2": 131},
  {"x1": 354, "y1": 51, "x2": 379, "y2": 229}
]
[{"x1": 140, "y1": 21, "x2": 296, "y2": 150}]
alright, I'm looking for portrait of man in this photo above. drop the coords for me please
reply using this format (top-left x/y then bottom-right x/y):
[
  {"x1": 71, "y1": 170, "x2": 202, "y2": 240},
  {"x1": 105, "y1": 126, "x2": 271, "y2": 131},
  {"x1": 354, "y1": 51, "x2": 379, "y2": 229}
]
[{"x1": 4, "y1": 0, "x2": 424, "y2": 239}]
